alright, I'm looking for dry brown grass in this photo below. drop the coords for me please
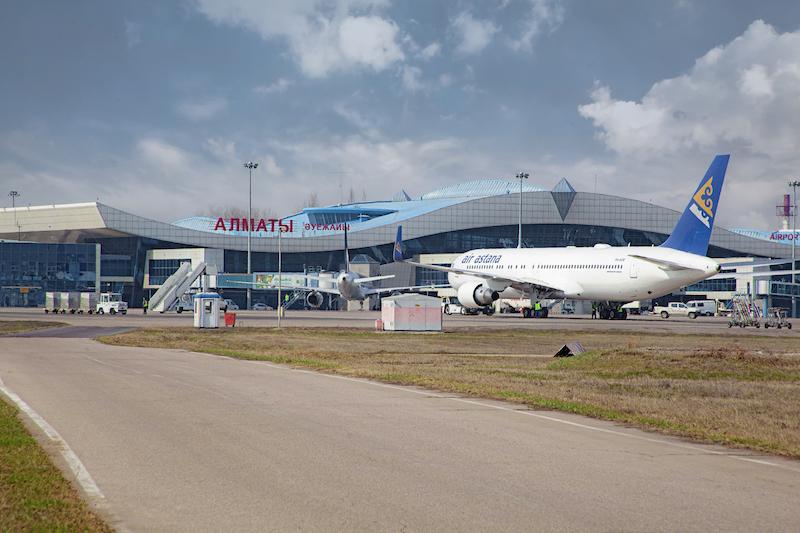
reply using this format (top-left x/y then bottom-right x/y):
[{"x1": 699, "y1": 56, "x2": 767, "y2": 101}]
[
  {"x1": 101, "y1": 327, "x2": 800, "y2": 457},
  {"x1": 0, "y1": 320, "x2": 64, "y2": 336},
  {"x1": 0, "y1": 399, "x2": 111, "y2": 532}
]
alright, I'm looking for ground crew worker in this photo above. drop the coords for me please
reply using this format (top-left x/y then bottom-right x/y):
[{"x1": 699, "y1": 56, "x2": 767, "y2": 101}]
[
  {"x1": 142, "y1": 297, "x2": 148, "y2": 315},
  {"x1": 591, "y1": 302, "x2": 597, "y2": 319},
  {"x1": 534, "y1": 301, "x2": 542, "y2": 318}
]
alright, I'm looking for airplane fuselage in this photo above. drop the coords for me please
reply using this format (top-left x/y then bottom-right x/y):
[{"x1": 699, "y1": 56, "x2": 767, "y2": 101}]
[
  {"x1": 448, "y1": 245, "x2": 720, "y2": 302},
  {"x1": 336, "y1": 271, "x2": 369, "y2": 301}
]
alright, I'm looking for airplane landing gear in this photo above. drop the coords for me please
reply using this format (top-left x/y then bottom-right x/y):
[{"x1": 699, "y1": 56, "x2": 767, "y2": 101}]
[{"x1": 596, "y1": 302, "x2": 627, "y2": 320}]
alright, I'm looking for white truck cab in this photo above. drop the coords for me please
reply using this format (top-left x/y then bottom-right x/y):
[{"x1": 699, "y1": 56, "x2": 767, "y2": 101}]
[
  {"x1": 97, "y1": 292, "x2": 128, "y2": 315},
  {"x1": 654, "y1": 301, "x2": 699, "y2": 319}
]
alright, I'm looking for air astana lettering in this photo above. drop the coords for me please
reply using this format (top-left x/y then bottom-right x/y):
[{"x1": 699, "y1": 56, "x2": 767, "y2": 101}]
[
  {"x1": 689, "y1": 175, "x2": 714, "y2": 228},
  {"x1": 214, "y1": 218, "x2": 295, "y2": 233},
  {"x1": 462, "y1": 254, "x2": 503, "y2": 265}
]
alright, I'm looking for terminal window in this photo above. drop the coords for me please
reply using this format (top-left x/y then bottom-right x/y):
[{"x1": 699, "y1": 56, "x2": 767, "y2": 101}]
[{"x1": 148, "y1": 258, "x2": 191, "y2": 286}]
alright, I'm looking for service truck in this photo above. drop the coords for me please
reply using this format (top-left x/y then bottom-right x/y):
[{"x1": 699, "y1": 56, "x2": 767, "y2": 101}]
[
  {"x1": 96, "y1": 292, "x2": 128, "y2": 315},
  {"x1": 654, "y1": 301, "x2": 700, "y2": 319}
]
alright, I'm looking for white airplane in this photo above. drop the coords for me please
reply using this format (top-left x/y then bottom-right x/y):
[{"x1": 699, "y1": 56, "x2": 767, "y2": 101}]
[
  {"x1": 234, "y1": 226, "x2": 443, "y2": 308},
  {"x1": 394, "y1": 154, "x2": 744, "y2": 319}
]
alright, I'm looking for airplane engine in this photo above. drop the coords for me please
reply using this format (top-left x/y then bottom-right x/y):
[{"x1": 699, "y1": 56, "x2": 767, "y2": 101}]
[
  {"x1": 306, "y1": 291, "x2": 324, "y2": 308},
  {"x1": 457, "y1": 282, "x2": 499, "y2": 308}
]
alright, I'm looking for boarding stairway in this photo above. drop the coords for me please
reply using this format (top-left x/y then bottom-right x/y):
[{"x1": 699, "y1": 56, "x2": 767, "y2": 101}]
[
  {"x1": 728, "y1": 294, "x2": 762, "y2": 328},
  {"x1": 149, "y1": 261, "x2": 207, "y2": 313}
]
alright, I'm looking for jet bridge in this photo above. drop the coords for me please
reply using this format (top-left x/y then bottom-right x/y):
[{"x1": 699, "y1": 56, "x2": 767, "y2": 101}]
[{"x1": 149, "y1": 261, "x2": 207, "y2": 313}]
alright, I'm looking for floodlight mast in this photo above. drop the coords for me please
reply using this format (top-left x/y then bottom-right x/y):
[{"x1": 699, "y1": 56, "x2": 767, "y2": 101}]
[
  {"x1": 790, "y1": 179, "x2": 800, "y2": 318},
  {"x1": 515, "y1": 172, "x2": 529, "y2": 248},
  {"x1": 243, "y1": 161, "x2": 258, "y2": 310},
  {"x1": 8, "y1": 191, "x2": 20, "y2": 240}
]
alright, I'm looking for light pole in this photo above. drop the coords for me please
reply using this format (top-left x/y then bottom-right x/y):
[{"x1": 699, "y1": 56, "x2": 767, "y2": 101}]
[
  {"x1": 8, "y1": 191, "x2": 20, "y2": 240},
  {"x1": 515, "y1": 172, "x2": 529, "y2": 248},
  {"x1": 277, "y1": 222, "x2": 283, "y2": 328},
  {"x1": 243, "y1": 161, "x2": 258, "y2": 310},
  {"x1": 790, "y1": 180, "x2": 800, "y2": 318}
]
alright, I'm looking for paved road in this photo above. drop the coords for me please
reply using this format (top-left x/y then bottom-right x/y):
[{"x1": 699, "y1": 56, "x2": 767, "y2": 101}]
[
  {"x1": 1, "y1": 337, "x2": 798, "y2": 532},
  {"x1": 2, "y1": 307, "x2": 797, "y2": 336},
  {"x1": 9, "y1": 325, "x2": 135, "y2": 338}
]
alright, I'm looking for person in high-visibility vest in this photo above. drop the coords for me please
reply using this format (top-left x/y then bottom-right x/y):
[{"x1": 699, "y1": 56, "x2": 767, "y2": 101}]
[
  {"x1": 534, "y1": 301, "x2": 542, "y2": 318},
  {"x1": 142, "y1": 297, "x2": 148, "y2": 315}
]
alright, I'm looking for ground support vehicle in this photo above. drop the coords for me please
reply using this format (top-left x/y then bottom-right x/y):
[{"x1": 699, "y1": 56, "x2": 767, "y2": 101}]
[
  {"x1": 78, "y1": 292, "x2": 96, "y2": 314},
  {"x1": 763, "y1": 308, "x2": 792, "y2": 329},
  {"x1": 96, "y1": 293, "x2": 128, "y2": 315},
  {"x1": 44, "y1": 292, "x2": 60, "y2": 313},
  {"x1": 655, "y1": 302, "x2": 698, "y2": 319},
  {"x1": 686, "y1": 299, "x2": 717, "y2": 316}
]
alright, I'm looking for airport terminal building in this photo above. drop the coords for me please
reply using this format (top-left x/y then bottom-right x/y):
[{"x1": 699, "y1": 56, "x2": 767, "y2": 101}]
[{"x1": 1, "y1": 178, "x2": 798, "y2": 312}]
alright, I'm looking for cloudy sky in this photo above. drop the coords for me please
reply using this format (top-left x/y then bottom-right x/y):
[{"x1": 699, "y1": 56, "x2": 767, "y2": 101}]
[{"x1": 2, "y1": 0, "x2": 800, "y2": 229}]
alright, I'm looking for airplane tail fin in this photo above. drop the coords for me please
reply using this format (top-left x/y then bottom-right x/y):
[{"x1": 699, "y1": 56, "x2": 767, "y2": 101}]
[
  {"x1": 393, "y1": 226, "x2": 404, "y2": 262},
  {"x1": 660, "y1": 154, "x2": 729, "y2": 256}
]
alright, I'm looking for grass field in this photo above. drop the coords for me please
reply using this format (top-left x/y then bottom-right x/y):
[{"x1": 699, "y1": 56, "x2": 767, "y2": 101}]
[
  {"x1": 0, "y1": 320, "x2": 64, "y2": 336},
  {"x1": 0, "y1": 321, "x2": 110, "y2": 532},
  {"x1": 102, "y1": 327, "x2": 800, "y2": 458}
]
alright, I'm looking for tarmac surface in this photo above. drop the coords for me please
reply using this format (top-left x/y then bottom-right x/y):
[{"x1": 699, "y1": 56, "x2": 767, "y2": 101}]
[
  {"x1": 0, "y1": 334, "x2": 799, "y2": 531},
  {"x1": 1, "y1": 307, "x2": 798, "y2": 335}
]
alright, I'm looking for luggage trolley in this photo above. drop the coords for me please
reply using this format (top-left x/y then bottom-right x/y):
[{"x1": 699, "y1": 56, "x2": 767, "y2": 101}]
[{"x1": 763, "y1": 308, "x2": 792, "y2": 329}]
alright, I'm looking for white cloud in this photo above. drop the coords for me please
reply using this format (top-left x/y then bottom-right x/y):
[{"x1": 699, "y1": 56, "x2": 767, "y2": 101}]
[
  {"x1": 419, "y1": 41, "x2": 441, "y2": 60},
  {"x1": 451, "y1": 12, "x2": 498, "y2": 55},
  {"x1": 253, "y1": 78, "x2": 292, "y2": 94},
  {"x1": 337, "y1": 16, "x2": 404, "y2": 71},
  {"x1": 192, "y1": 0, "x2": 404, "y2": 78},
  {"x1": 176, "y1": 97, "x2": 228, "y2": 121},
  {"x1": 137, "y1": 138, "x2": 188, "y2": 167},
  {"x1": 401, "y1": 65, "x2": 424, "y2": 92},
  {"x1": 124, "y1": 20, "x2": 141, "y2": 48},
  {"x1": 577, "y1": 20, "x2": 800, "y2": 229},
  {"x1": 203, "y1": 138, "x2": 237, "y2": 161},
  {"x1": 267, "y1": 134, "x2": 495, "y2": 207},
  {"x1": 508, "y1": 0, "x2": 564, "y2": 52}
]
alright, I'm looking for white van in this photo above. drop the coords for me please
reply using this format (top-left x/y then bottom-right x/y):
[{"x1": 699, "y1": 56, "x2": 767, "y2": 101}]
[{"x1": 686, "y1": 300, "x2": 717, "y2": 316}]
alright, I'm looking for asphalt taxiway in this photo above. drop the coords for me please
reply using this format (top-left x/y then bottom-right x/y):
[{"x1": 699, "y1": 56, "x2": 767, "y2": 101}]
[
  {"x1": 1, "y1": 307, "x2": 797, "y2": 335},
  {"x1": 0, "y1": 332, "x2": 798, "y2": 532}
]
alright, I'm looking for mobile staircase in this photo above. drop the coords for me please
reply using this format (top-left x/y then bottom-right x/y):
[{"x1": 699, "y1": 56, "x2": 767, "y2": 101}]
[
  {"x1": 149, "y1": 261, "x2": 207, "y2": 313},
  {"x1": 728, "y1": 294, "x2": 761, "y2": 328}
]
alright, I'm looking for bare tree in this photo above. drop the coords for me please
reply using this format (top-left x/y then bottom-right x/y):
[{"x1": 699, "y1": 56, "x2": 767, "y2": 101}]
[
  {"x1": 205, "y1": 206, "x2": 275, "y2": 220},
  {"x1": 347, "y1": 186, "x2": 355, "y2": 204},
  {"x1": 304, "y1": 192, "x2": 319, "y2": 208}
]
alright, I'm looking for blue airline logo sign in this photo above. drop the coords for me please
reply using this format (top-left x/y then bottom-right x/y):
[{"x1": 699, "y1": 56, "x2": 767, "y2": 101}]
[{"x1": 689, "y1": 175, "x2": 715, "y2": 228}]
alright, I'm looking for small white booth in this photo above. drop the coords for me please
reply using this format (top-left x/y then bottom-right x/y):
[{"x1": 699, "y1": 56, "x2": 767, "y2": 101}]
[
  {"x1": 381, "y1": 294, "x2": 442, "y2": 332},
  {"x1": 193, "y1": 292, "x2": 222, "y2": 329}
]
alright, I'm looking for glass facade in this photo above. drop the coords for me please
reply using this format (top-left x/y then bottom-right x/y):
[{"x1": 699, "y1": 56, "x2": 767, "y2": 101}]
[
  {"x1": 0, "y1": 242, "x2": 97, "y2": 307},
  {"x1": 148, "y1": 258, "x2": 191, "y2": 286},
  {"x1": 685, "y1": 278, "x2": 737, "y2": 292}
]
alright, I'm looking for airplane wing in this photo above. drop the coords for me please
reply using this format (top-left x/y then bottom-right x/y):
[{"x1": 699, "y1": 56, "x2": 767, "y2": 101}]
[
  {"x1": 226, "y1": 280, "x2": 342, "y2": 295},
  {"x1": 628, "y1": 254, "x2": 704, "y2": 272},
  {"x1": 391, "y1": 226, "x2": 572, "y2": 295},
  {"x1": 708, "y1": 269, "x2": 800, "y2": 280},
  {"x1": 364, "y1": 284, "x2": 450, "y2": 296},
  {"x1": 353, "y1": 274, "x2": 395, "y2": 284}
]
